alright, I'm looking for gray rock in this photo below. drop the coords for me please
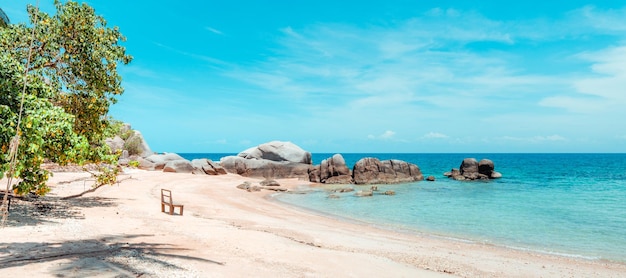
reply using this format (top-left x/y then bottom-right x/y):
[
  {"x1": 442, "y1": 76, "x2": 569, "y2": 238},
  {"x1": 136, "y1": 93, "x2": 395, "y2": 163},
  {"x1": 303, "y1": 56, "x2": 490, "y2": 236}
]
[
  {"x1": 105, "y1": 136, "x2": 125, "y2": 153},
  {"x1": 491, "y1": 171, "x2": 502, "y2": 179},
  {"x1": 146, "y1": 153, "x2": 186, "y2": 170},
  {"x1": 191, "y1": 159, "x2": 227, "y2": 175},
  {"x1": 478, "y1": 159, "x2": 495, "y2": 177},
  {"x1": 426, "y1": 175, "x2": 436, "y2": 181},
  {"x1": 126, "y1": 131, "x2": 153, "y2": 157},
  {"x1": 136, "y1": 157, "x2": 156, "y2": 171},
  {"x1": 319, "y1": 154, "x2": 351, "y2": 182},
  {"x1": 163, "y1": 160, "x2": 194, "y2": 173},
  {"x1": 220, "y1": 155, "x2": 312, "y2": 179},
  {"x1": 333, "y1": 187, "x2": 354, "y2": 193},
  {"x1": 260, "y1": 179, "x2": 280, "y2": 187},
  {"x1": 352, "y1": 158, "x2": 423, "y2": 184},
  {"x1": 384, "y1": 190, "x2": 396, "y2": 195},
  {"x1": 236, "y1": 181, "x2": 251, "y2": 190},
  {"x1": 355, "y1": 190, "x2": 373, "y2": 197},
  {"x1": 448, "y1": 158, "x2": 502, "y2": 180},
  {"x1": 238, "y1": 141, "x2": 312, "y2": 164},
  {"x1": 324, "y1": 175, "x2": 354, "y2": 184}
]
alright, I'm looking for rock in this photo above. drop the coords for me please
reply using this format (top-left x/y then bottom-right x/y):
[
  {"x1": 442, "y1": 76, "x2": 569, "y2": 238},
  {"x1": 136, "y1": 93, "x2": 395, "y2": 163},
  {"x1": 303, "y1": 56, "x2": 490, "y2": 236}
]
[
  {"x1": 309, "y1": 154, "x2": 354, "y2": 184},
  {"x1": 371, "y1": 186, "x2": 379, "y2": 191},
  {"x1": 426, "y1": 175, "x2": 436, "y2": 181},
  {"x1": 105, "y1": 136, "x2": 125, "y2": 153},
  {"x1": 308, "y1": 166, "x2": 321, "y2": 183},
  {"x1": 220, "y1": 155, "x2": 312, "y2": 179},
  {"x1": 260, "y1": 179, "x2": 280, "y2": 187},
  {"x1": 352, "y1": 158, "x2": 424, "y2": 184},
  {"x1": 146, "y1": 153, "x2": 186, "y2": 170},
  {"x1": 238, "y1": 141, "x2": 312, "y2": 164},
  {"x1": 191, "y1": 159, "x2": 227, "y2": 175},
  {"x1": 125, "y1": 131, "x2": 153, "y2": 157},
  {"x1": 460, "y1": 158, "x2": 479, "y2": 176},
  {"x1": 324, "y1": 175, "x2": 354, "y2": 184},
  {"x1": 328, "y1": 194, "x2": 340, "y2": 199},
  {"x1": 333, "y1": 187, "x2": 354, "y2": 193},
  {"x1": 121, "y1": 150, "x2": 129, "y2": 159},
  {"x1": 448, "y1": 158, "x2": 502, "y2": 180},
  {"x1": 261, "y1": 186, "x2": 287, "y2": 192},
  {"x1": 384, "y1": 190, "x2": 396, "y2": 195},
  {"x1": 236, "y1": 181, "x2": 251, "y2": 190},
  {"x1": 163, "y1": 160, "x2": 194, "y2": 173},
  {"x1": 318, "y1": 154, "x2": 352, "y2": 183},
  {"x1": 248, "y1": 186, "x2": 261, "y2": 192},
  {"x1": 478, "y1": 159, "x2": 495, "y2": 177},
  {"x1": 136, "y1": 157, "x2": 156, "y2": 170},
  {"x1": 354, "y1": 190, "x2": 373, "y2": 197}
]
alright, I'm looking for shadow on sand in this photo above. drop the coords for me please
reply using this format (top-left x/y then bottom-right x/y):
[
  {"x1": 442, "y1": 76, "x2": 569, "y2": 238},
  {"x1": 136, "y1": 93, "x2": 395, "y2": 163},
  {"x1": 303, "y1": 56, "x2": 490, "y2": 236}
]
[
  {"x1": 3, "y1": 195, "x2": 118, "y2": 227},
  {"x1": 0, "y1": 234, "x2": 224, "y2": 277}
]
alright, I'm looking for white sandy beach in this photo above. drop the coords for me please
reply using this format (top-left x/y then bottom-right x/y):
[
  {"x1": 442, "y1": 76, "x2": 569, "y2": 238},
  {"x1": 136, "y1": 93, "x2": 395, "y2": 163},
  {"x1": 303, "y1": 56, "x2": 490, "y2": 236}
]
[{"x1": 1, "y1": 169, "x2": 625, "y2": 277}]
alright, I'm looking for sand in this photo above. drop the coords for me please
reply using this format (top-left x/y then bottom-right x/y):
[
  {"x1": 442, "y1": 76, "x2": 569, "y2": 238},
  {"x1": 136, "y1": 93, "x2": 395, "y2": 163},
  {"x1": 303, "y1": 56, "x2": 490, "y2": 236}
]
[{"x1": 1, "y1": 169, "x2": 625, "y2": 277}]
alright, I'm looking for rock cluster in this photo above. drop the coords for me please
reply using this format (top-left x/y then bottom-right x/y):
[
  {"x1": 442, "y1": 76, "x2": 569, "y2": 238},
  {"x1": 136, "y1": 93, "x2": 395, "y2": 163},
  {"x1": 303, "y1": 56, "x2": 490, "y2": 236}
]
[
  {"x1": 308, "y1": 155, "x2": 424, "y2": 185},
  {"x1": 444, "y1": 158, "x2": 502, "y2": 180},
  {"x1": 104, "y1": 124, "x2": 226, "y2": 176},
  {"x1": 220, "y1": 141, "x2": 313, "y2": 179},
  {"x1": 308, "y1": 154, "x2": 352, "y2": 184},
  {"x1": 352, "y1": 158, "x2": 424, "y2": 184}
]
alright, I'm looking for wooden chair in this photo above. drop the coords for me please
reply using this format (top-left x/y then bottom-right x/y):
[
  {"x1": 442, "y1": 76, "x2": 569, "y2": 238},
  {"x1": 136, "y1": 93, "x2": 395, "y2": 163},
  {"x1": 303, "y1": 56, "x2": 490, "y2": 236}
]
[{"x1": 161, "y1": 189, "x2": 184, "y2": 216}]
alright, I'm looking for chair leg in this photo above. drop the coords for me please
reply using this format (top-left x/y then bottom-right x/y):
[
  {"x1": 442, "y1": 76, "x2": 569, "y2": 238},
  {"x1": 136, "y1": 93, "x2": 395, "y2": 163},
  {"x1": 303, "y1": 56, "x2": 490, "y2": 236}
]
[
  {"x1": 169, "y1": 205, "x2": 174, "y2": 215},
  {"x1": 161, "y1": 203, "x2": 165, "y2": 213},
  {"x1": 180, "y1": 206, "x2": 183, "y2": 216}
]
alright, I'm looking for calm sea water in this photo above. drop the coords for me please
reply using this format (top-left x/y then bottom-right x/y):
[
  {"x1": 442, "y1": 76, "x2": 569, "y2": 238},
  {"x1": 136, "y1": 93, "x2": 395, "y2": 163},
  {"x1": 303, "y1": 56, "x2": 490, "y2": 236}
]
[{"x1": 180, "y1": 153, "x2": 626, "y2": 262}]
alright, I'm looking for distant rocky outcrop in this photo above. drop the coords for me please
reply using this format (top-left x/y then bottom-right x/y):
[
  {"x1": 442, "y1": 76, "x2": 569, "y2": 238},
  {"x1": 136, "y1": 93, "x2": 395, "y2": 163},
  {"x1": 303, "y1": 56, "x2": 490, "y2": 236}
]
[
  {"x1": 444, "y1": 158, "x2": 502, "y2": 180},
  {"x1": 220, "y1": 141, "x2": 313, "y2": 179},
  {"x1": 352, "y1": 158, "x2": 424, "y2": 184}
]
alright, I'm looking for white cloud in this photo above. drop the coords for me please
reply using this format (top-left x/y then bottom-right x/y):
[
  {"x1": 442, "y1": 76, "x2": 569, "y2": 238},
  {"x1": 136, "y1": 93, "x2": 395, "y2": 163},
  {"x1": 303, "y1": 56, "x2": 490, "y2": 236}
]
[
  {"x1": 368, "y1": 130, "x2": 396, "y2": 140},
  {"x1": 205, "y1": 27, "x2": 223, "y2": 35},
  {"x1": 422, "y1": 132, "x2": 450, "y2": 139},
  {"x1": 499, "y1": 135, "x2": 567, "y2": 143}
]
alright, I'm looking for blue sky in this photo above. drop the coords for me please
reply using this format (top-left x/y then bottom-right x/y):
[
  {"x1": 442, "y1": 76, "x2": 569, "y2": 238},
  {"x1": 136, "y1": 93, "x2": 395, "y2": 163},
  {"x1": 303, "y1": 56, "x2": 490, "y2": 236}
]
[{"x1": 4, "y1": 1, "x2": 626, "y2": 153}]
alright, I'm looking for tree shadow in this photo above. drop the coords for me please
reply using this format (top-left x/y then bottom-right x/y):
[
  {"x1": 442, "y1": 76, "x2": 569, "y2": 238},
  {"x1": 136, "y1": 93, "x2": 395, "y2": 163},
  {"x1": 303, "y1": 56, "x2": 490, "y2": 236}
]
[
  {"x1": 3, "y1": 195, "x2": 118, "y2": 227},
  {"x1": 0, "y1": 234, "x2": 224, "y2": 277}
]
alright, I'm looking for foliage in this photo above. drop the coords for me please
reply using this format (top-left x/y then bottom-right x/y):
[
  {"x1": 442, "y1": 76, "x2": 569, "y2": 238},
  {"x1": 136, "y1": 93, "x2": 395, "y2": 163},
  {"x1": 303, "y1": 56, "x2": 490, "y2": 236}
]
[
  {"x1": 128, "y1": 160, "x2": 140, "y2": 168},
  {"x1": 0, "y1": 1, "x2": 132, "y2": 195},
  {"x1": 124, "y1": 134, "x2": 142, "y2": 156}
]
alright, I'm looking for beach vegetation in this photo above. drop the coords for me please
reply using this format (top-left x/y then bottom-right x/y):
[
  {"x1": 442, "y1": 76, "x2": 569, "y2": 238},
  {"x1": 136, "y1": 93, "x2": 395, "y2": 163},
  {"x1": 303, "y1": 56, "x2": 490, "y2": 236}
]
[
  {"x1": 0, "y1": 1, "x2": 132, "y2": 195},
  {"x1": 128, "y1": 160, "x2": 139, "y2": 168}
]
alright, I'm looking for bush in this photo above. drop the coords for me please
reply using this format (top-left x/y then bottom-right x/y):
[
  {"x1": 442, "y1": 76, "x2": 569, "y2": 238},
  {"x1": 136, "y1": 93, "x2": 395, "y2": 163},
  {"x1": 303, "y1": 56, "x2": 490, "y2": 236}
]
[{"x1": 124, "y1": 135, "x2": 141, "y2": 156}]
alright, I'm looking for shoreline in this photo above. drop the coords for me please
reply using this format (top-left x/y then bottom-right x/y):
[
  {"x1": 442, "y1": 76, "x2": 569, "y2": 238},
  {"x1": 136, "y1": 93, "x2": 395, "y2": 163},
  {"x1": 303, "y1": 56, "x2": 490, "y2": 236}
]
[
  {"x1": 1, "y1": 170, "x2": 625, "y2": 277},
  {"x1": 270, "y1": 188, "x2": 618, "y2": 264}
]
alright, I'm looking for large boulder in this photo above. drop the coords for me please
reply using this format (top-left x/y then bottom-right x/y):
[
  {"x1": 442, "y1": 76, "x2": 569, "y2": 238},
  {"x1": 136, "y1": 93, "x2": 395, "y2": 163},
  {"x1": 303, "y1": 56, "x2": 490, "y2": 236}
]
[
  {"x1": 238, "y1": 141, "x2": 312, "y2": 164},
  {"x1": 105, "y1": 136, "x2": 125, "y2": 153},
  {"x1": 163, "y1": 160, "x2": 195, "y2": 173},
  {"x1": 146, "y1": 153, "x2": 186, "y2": 170},
  {"x1": 309, "y1": 154, "x2": 353, "y2": 184},
  {"x1": 220, "y1": 155, "x2": 312, "y2": 179},
  {"x1": 447, "y1": 158, "x2": 502, "y2": 180},
  {"x1": 191, "y1": 159, "x2": 227, "y2": 175},
  {"x1": 125, "y1": 131, "x2": 153, "y2": 157},
  {"x1": 352, "y1": 158, "x2": 423, "y2": 184}
]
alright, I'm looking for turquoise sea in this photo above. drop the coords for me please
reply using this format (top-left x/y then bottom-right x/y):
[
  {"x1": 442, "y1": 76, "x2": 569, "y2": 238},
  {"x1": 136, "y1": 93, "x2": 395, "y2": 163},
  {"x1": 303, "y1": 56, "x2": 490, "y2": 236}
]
[{"x1": 180, "y1": 153, "x2": 626, "y2": 262}]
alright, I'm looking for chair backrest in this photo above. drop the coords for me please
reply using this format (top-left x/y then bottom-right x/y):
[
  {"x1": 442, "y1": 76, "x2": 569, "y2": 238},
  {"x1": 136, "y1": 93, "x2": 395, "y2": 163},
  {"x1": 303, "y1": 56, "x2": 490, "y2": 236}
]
[{"x1": 161, "y1": 189, "x2": 173, "y2": 204}]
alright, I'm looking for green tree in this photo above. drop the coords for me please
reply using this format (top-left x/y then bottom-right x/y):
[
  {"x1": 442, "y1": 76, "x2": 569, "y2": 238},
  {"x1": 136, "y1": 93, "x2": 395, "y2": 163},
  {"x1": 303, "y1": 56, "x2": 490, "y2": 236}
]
[{"x1": 1, "y1": 1, "x2": 132, "y2": 195}]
